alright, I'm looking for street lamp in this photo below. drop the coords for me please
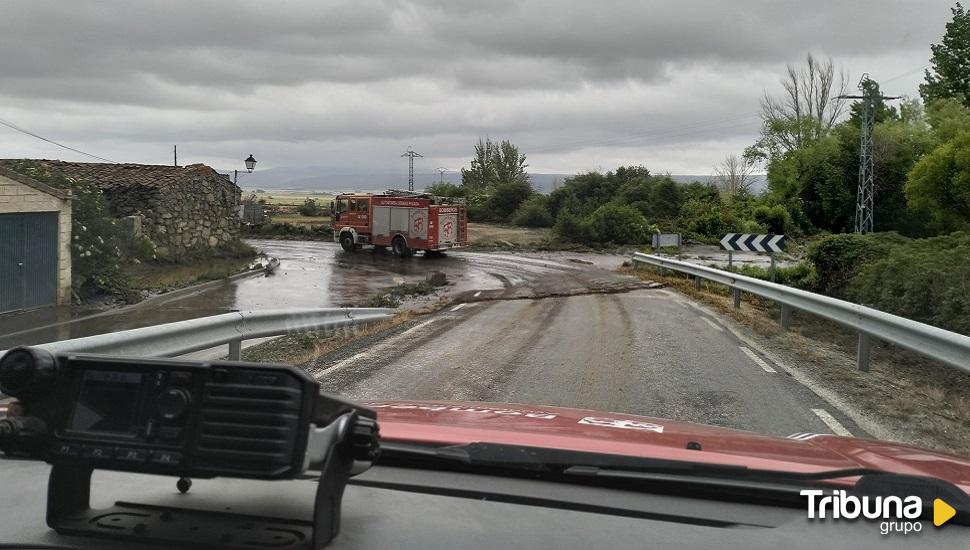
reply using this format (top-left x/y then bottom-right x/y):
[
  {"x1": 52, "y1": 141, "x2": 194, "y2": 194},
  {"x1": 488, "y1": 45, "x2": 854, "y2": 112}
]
[{"x1": 234, "y1": 154, "x2": 257, "y2": 184}]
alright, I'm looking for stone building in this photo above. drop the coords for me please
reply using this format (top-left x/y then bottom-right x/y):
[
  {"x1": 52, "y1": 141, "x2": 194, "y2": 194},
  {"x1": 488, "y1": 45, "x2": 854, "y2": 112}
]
[
  {"x1": 0, "y1": 166, "x2": 72, "y2": 313},
  {"x1": 4, "y1": 161, "x2": 242, "y2": 260}
]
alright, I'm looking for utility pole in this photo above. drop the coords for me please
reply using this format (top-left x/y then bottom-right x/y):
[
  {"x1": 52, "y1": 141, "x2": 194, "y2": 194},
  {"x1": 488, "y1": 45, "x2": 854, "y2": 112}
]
[
  {"x1": 401, "y1": 146, "x2": 423, "y2": 191},
  {"x1": 174, "y1": 145, "x2": 178, "y2": 167},
  {"x1": 435, "y1": 167, "x2": 447, "y2": 184},
  {"x1": 836, "y1": 74, "x2": 899, "y2": 234}
]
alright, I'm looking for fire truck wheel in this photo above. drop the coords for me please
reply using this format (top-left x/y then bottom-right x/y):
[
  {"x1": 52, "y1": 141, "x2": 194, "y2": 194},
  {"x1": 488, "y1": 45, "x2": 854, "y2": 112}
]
[
  {"x1": 340, "y1": 233, "x2": 355, "y2": 252},
  {"x1": 392, "y1": 236, "x2": 412, "y2": 258}
]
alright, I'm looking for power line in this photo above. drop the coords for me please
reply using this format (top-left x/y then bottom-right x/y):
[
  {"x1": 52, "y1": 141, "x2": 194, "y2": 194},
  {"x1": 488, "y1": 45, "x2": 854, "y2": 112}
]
[
  {"x1": 0, "y1": 116, "x2": 116, "y2": 163},
  {"x1": 881, "y1": 64, "x2": 931, "y2": 85},
  {"x1": 525, "y1": 112, "x2": 761, "y2": 154}
]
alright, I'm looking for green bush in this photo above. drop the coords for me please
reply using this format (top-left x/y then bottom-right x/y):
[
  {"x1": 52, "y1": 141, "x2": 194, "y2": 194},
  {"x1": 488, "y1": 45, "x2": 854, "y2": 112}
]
[
  {"x1": 483, "y1": 180, "x2": 534, "y2": 222},
  {"x1": 553, "y1": 209, "x2": 589, "y2": 242},
  {"x1": 424, "y1": 182, "x2": 464, "y2": 197},
  {"x1": 297, "y1": 198, "x2": 324, "y2": 216},
  {"x1": 806, "y1": 233, "x2": 901, "y2": 295},
  {"x1": 730, "y1": 262, "x2": 817, "y2": 289},
  {"x1": 739, "y1": 219, "x2": 769, "y2": 234},
  {"x1": 512, "y1": 196, "x2": 554, "y2": 227},
  {"x1": 753, "y1": 204, "x2": 793, "y2": 234},
  {"x1": 585, "y1": 204, "x2": 649, "y2": 245},
  {"x1": 845, "y1": 232, "x2": 970, "y2": 334}
]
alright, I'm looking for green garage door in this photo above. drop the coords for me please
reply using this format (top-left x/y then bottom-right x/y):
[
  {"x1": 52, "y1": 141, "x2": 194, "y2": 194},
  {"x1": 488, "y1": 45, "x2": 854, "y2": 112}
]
[{"x1": 0, "y1": 212, "x2": 59, "y2": 314}]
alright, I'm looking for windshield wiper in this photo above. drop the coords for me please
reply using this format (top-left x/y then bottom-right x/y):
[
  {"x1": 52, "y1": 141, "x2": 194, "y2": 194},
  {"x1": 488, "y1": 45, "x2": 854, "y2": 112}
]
[
  {"x1": 379, "y1": 441, "x2": 879, "y2": 481},
  {"x1": 379, "y1": 442, "x2": 970, "y2": 512}
]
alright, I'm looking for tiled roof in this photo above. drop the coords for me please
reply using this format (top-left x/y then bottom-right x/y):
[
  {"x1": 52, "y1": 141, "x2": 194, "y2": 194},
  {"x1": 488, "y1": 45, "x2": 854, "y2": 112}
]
[
  {"x1": 0, "y1": 164, "x2": 70, "y2": 200},
  {"x1": 0, "y1": 160, "x2": 231, "y2": 191}
]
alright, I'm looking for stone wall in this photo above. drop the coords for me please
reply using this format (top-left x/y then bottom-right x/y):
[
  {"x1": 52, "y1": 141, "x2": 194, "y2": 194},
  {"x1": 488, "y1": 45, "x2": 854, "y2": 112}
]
[{"x1": 103, "y1": 167, "x2": 241, "y2": 260}]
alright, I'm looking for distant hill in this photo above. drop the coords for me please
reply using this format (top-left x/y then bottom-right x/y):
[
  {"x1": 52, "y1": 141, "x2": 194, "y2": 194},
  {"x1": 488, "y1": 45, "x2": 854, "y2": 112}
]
[{"x1": 234, "y1": 166, "x2": 766, "y2": 194}]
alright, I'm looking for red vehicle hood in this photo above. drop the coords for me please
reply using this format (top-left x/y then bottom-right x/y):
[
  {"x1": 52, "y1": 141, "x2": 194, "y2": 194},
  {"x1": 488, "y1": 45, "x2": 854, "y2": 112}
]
[{"x1": 366, "y1": 400, "x2": 970, "y2": 494}]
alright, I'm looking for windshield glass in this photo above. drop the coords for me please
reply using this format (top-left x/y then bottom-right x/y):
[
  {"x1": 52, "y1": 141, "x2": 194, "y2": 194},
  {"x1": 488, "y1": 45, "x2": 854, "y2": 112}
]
[{"x1": 1, "y1": 0, "x2": 969, "y2": 521}]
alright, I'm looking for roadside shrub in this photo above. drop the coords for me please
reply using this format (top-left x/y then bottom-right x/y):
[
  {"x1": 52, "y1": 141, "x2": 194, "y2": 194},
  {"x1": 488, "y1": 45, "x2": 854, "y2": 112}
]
[
  {"x1": 739, "y1": 219, "x2": 769, "y2": 234},
  {"x1": 731, "y1": 262, "x2": 817, "y2": 289},
  {"x1": 585, "y1": 204, "x2": 649, "y2": 245},
  {"x1": 553, "y1": 209, "x2": 588, "y2": 242},
  {"x1": 753, "y1": 204, "x2": 793, "y2": 234},
  {"x1": 845, "y1": 232, "x2": 970, "y2": 335},
  {"x1": 806, "y1": 233, "x2": 902, "y2": 295},
  {"x1": 512, "y1": 196, "x2": 554, "y2": 227},
  {"x1": 483, "y1": 180, "x2": 534, "y2": 222},
  {"x1": 297, "y1": 198, "x2": 324, "y2": 216}
]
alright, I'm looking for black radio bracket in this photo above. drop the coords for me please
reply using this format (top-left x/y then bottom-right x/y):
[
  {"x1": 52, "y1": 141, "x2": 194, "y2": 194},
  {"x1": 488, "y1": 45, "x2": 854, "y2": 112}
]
[
  {"x1": 46, "y1": 413, "x2": 362, "y2": 550},
  {"x1": 0, "y1": 348, "x2": 381, "y2": 550}
]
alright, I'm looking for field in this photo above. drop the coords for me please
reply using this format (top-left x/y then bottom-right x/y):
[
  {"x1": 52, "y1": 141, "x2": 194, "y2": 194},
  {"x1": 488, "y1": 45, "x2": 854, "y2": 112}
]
[{"x1": 248, "y1": 190, "x2": 336, "y2": 206}]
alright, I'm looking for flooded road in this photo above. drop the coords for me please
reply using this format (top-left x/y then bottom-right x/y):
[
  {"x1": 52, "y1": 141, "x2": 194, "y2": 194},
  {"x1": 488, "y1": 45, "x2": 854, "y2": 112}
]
[{"x1": 0, "y1": 239, "x2": 633, "y2": 349}]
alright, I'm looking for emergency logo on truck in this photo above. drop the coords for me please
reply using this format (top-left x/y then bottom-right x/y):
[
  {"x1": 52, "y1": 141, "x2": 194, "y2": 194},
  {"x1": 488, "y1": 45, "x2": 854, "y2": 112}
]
[
  {"x1": 442, "y1": 220, "x2": 455, "y2": 240},
  {"x1": 413, "y1": 216, "x2": 425, "y2": 233}
]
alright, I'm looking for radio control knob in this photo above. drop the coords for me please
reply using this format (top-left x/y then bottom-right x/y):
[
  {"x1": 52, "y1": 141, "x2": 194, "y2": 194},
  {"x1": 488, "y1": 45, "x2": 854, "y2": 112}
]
[
  {"x1": 0, "y1": 347, "x2": 56, "y2": 398},
  {"x1": 155, "y1": 388, "x2": 190, "y2": 421}
]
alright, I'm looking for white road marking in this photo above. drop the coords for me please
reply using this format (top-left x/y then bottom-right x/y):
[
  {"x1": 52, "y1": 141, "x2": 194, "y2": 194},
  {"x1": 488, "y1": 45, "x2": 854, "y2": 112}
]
[
  {"x1": 451, "y1": 303, "x2": 466, "y2": 312},
  {"x1": 811, "y1": 409, "x2": 853, "y2": 437},
  {"x1": 473, "y1": 291, "x2": 482, "y2": 297},
  {"x1": 739, "y1": 346, "x2": 777, "y2": 373},
  {"x1": 701, "y1": 317, "x2": 723, "y2": 332}
]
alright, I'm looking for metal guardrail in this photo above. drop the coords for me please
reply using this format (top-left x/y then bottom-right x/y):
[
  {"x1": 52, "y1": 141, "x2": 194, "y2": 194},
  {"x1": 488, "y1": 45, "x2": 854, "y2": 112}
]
[
  {"x1": 631, "y1": 252, "x2": 970, "y2": 374},
  {"x1": 3, "y1": 308, "x2": 395, "y2": 360}
]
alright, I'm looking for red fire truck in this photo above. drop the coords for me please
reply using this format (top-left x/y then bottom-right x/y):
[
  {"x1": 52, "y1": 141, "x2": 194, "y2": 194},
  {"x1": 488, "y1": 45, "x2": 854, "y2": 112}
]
[{"x1": 330, "y1": 190, "x2": 468, "y2": 256}]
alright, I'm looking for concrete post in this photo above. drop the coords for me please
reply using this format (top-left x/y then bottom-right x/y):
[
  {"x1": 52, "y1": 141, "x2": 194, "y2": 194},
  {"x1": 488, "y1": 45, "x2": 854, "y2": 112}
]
[
  {"x1": 733, "y1": 288, "x2": 741, "y2": 309},
  {"x1": 693, "y1": 276, "x2": 701, "y2": 290}
]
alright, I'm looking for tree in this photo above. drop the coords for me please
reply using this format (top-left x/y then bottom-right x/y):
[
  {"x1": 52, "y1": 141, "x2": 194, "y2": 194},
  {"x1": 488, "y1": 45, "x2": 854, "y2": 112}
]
[
  {"x1": 767, "y1": 134, "x2": 855, "y2": 232},
  {"x1": 647, "y1": 178, "x2": 683, "y2": 219},
  {"x1": 870, "y1": 102, "x2": 935, "y2": 234},
  {"x1": 749, "y1": 54, "x2": 849, "y2": 162},
  {"x1": 712, "y1": 154, "x2": 757, "y2": 198},
  {"x1": 906, "y1": 130, "x2": 970, "y2": 231},
  {"x1": 461, "y1": 138, "x2": 497, "y2": 192},
  {"x1": 920, "y1": 3, "x2": 970, "y2": 108},
  {"x1": 927, "y1": 97, "x2": 970, "y2": 141},
  {"x1": 460, "y1": 138, "x2": 529, "y2": 191},
  {"x1": 493, "y1": 140, "x2": 530, "y2": 186},
  {"x1": 424, "y1": 182, "x2": 464, "y2": 197}
]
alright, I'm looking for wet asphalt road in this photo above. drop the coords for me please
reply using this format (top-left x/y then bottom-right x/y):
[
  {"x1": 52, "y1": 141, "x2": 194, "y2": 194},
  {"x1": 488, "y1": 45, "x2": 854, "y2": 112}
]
[
  {"x1": 313, "y1": 289, "x2": 861, "y2": 438},
  {"x1": 0, "y1": 240, "x2": 630, "y2": 349},
  {"x1": 0, "y1": 238, "x2": 857, "y2": 437}
]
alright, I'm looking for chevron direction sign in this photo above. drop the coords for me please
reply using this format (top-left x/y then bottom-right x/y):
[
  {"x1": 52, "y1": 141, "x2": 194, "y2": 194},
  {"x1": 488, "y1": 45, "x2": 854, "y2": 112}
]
[{"x1": 720, "y1": 233, "x2": 786, "y2": 253}]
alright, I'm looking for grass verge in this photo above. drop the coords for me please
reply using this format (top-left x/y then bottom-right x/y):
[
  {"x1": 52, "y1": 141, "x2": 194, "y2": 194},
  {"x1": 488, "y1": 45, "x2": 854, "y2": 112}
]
[
  {"x1": 240, "y1": 312, "x2": 415, "y2": 365},
  {"x1": 622, "y1": 266, "x2": 970, "y2": 456},
  {"x1": 124, "y1": 256, "x2": 255, "y2": 291}
]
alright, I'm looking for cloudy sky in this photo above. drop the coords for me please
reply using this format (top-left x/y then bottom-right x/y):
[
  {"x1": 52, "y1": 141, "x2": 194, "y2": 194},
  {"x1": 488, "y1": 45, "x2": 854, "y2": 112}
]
[{"x1": 0, "y1": 1, "x2": 954, "y2": 179}]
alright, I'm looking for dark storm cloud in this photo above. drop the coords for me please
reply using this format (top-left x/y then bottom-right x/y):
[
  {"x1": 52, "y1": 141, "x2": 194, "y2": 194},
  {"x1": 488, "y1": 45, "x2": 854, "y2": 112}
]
[{"x1": 0, "y1": 1, "x2": 953, "y2": 173}]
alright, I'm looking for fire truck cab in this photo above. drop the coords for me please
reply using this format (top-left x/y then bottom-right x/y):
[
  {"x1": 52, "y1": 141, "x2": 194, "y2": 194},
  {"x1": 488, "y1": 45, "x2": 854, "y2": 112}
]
[{"x1": 331, "y1": 190, "x2": 468, "y2": 257}]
